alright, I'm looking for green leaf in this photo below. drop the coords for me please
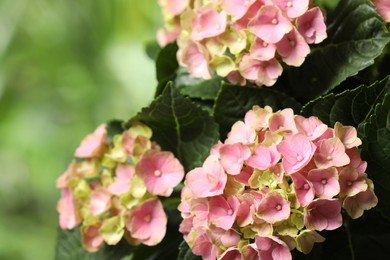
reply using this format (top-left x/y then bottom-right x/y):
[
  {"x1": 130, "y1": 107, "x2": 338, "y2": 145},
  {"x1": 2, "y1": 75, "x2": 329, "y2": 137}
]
[
  {"x1": 285, "y1": 0, "x2": 390, "y2": 101},
  {"x1": 106, "y1": 119, "x2": 125, "y2": 144},
  {"x1": 55, "y1": 227, "x2": 134, "y2": 260},
  {"x1": 213, "y1": 83, "x2": 302, "y2": 140},
  {"x1": 145, "y1": 40, "x2": 161, "y2": 61},
  {"x1": 155, "y1": 42, "x2": 179, "y2": 97},
  {"x1": 131, "y1": 83, "x2": 219, "y2": 171},
  {"x1": 177, "y1": 241, "x2": 201, "y2": 260},
  {"x1": 175, "y1": 68, "x2": 222, "y2": 100},
  {"x1": 156, "y1": 42, "x2": 178, "y2": 83},
  {"x1": 362, "y1": 94, "x2": 390, "y2": 218},
  {"x1": 301, "y1": 76, "x2": 390, "y2": 130}
]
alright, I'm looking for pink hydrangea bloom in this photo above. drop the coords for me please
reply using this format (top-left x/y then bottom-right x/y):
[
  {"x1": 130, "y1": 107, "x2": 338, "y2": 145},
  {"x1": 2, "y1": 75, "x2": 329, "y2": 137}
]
[
  {"x1": 185, "y1": 155, "x2": 227, "y2": 198},
  {"x1": 225, "y1": 121, "x2": 256, "y2": 144},
  {"x1": 239, "y1": 55, "x2": 283, "y2": 87},
  {"x1": 274, "y1": 0, "x2": 309, "y2": 18},
  {"x1": 295, "y1": 115, "x2": 328, "y2": 141},
  {"x1": 191, "y1": 8, "x2": 227, "y2": 41},
  {"x1": 190, "y1": 198, "x2": 210, "y2": 229},
  {"x1": 57, "y1": 123, "x2": 184, "y2": 252},
  {"x1": 209, "y1": 195, "x2": 240, "y2": 230},
  {"x1": 57, "y1": 188, "x2": 81, "y2": 229},
  {"x1": 291, "y1": 173, "x2": 315, "y2": 207},
  {"x1": 125, "y1": 198, "x2": 167, "y2": 246},
  {"x1": 250, "y1": 38, "x2": 277, "y2": 61},
  {"x1": 343, "y1": 184, "x2": 378, "y2": 219},
  {"x1": 158, "y1": 0, "x2": 327, "y2": 87},
  {"x1": 244, "y1": 105, "x2": 273, "y2": 131},
  {"x1": 247, "y1": 144, "x2": 281, "y2": 170},
  {"x1": 177, "y1": 41, "x2": 211, "y2": 79},
  {"x1": 221, "y1": 0, "x2": 256, "y2": 21},
  {"x1": 108, "y1": 164, "x2": 135, "y2": 196},
  {"x1": 179, "y1": 106, "x2": 377, "y2": 258},
  {"x1": 304, "y1": 199, "x2": 342, "y2": 231},
  {"x1": 75, "y1": 124, "x2": 107, "y2": 158},
  {"x1": 314, "y1": 137, "x2": 350, "y2": 168},
  {"x1": 277, "y1": 133, "x2": 316, "y2": 174},
  {"x1": 81, "y1": 223, "x2": 104, "y2": 253},
  {"x1": 339, "y1": 167, "x2": 368, "y2": 197},
  {"x1": 373, "y1": 0, "x2": 390, "y2": 22},
  {"x1": 136, "y1": 151, "x2": 184, "y2": 197},
  {"x1": 334, "y1": 122, "x2": 362, "y2": 149},
  {"x1": 89, "y1": 188, "x2": 111, "y2": 216},
  {"x1": 158, "y1": 0, "x2": 189, "y2": 16},
  {"x1": 236, "y1": 193, "x2": 258, "y2": 227},
  {"x1": 257, "y1": 191, "x2": 291, "y2": 224},
  {"x1": 347, "y1": 147, "x2": 367, "y2": 173},
  {"x1": 296, "y1": 7, "x2": 327, "y2": 44},
  {"x1": 219, "y1": 143, "x2": 251, "y2": 175},
  {"x1": 255, "y1": 235, "x2": 292, "y2": 260},
  {"x1": 269, "y1": 108, "x2": 297, "y2": 133},
  {"x1": 219, "y1": 247, "x2": 242, "y2": 260},
  {"x1": 191, "y1": 229, "x2": 219, "y2": 260},
  {"x1": 248, "y1": 5, "x2": 293, "y2": 44},
  {"x1": 307, "y1": 167, "x2": 340, "y2": 199},
  {"x1": 276, "y1": 28, "x2": 310, "y2": 66}
]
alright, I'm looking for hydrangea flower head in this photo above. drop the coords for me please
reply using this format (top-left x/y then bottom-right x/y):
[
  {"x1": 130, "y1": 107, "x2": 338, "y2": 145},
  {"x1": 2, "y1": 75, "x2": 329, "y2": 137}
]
[
  {"x1": 56, "y1": 122, "x2": 184, "y2": 252},
  {"x1": 157, "y1": 0, "x2": 327, "y2": 87},
  {"x1": 180, "y1": 106, "x2": 377, "y2": 259}
]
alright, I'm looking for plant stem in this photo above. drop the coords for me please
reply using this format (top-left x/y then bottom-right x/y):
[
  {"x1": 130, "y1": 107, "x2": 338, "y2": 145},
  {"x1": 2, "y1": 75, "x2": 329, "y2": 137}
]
[{"x1": 344, "y1": 218, "x2": 356, "y2": 260}]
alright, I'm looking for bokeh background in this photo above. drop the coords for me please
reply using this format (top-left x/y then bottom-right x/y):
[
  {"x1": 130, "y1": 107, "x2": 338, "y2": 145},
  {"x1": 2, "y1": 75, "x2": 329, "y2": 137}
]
[{"x1": 0, "y1": 1, "x2": 161, "y2": 259}]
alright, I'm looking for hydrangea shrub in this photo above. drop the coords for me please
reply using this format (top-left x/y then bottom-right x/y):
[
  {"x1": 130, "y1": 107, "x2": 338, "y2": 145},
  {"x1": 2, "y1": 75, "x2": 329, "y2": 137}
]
[{"x1": 179, "y1": 106, "x2": 378, "y2": 259}]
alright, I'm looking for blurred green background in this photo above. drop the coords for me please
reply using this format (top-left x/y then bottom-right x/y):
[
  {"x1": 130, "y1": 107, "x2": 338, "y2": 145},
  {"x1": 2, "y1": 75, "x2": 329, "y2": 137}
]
[{"x1": 0, "y1": 0, "x2": 161, "y2": 259}]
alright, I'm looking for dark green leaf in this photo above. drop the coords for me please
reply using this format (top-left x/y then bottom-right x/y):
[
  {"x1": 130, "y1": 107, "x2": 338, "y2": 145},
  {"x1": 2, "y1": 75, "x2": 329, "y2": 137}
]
[
  {"x1": 106, "y1": 119, "x2": 125, "y2": 144},
  {"x1": 156, "y1": 42, "x2": 179, "y2": 85},
  {"x1": 213, "y1": 83, "x2": 301, "y2": 140},
  {"x1": 285, "y1": 0, "x2": 390, "y2": 101},
  {"x1": 177, "y1": 241, "x2": 201, "y2": 260},
  {"x1": 362, "y1": 94, "x2": 390, "y2": 218},
  {"x1": 55, "y1": 227, "x2": 134, "y2": 260},
  {"x1": 301, "y1": 76, "x2": 390, "y2": 130},
  {"x1": 175, "y1": 68, "x2": 222, "y2": 100},
  {"x1": 131, "y1": 83, "x2": 219, "y2": 171},
  {"x1": 145, "y1": 40, "x2": 161, "y2": 61}
]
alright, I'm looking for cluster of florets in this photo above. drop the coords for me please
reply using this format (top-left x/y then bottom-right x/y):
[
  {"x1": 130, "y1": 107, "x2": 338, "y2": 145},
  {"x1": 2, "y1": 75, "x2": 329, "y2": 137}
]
[
  {"x1": 56, "y1": 123, "x2": 184, "y2": 252},
  {"x1": 157, "y1": 0, "x2": 327, "y2": 87},
  {"x1": 373, "y1": 0, "x2": 390, "y2": 22},
  {"x1": 179, "y1": 106, "x2": 378, "y2": 259}
]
